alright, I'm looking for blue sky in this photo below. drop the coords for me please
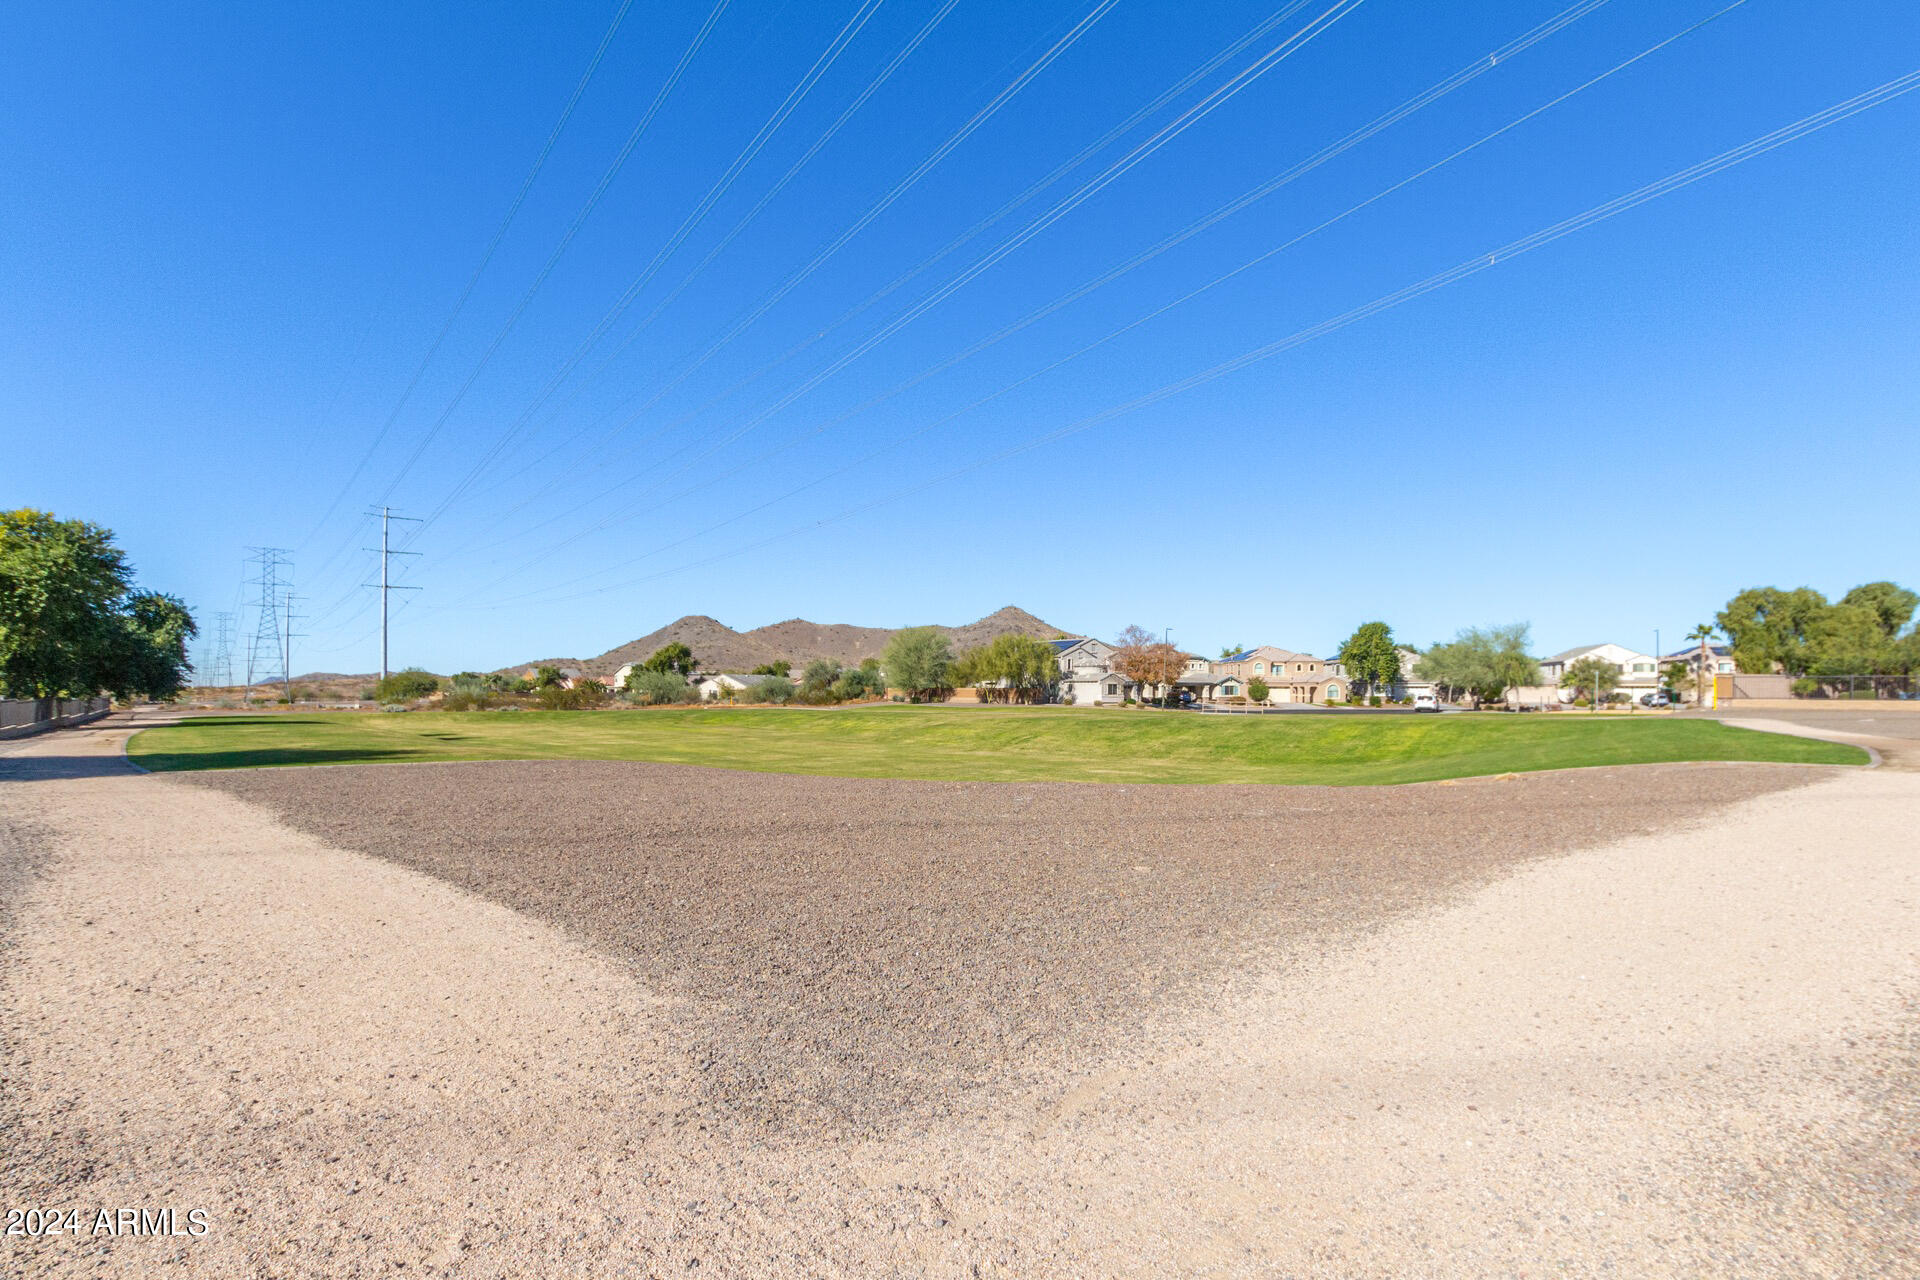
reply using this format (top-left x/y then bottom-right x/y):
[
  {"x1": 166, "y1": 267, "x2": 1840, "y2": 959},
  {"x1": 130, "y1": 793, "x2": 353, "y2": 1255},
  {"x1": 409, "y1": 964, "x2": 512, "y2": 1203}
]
[{"x1": 4, "y1": 0, "x2": 1916, "y2": 673}]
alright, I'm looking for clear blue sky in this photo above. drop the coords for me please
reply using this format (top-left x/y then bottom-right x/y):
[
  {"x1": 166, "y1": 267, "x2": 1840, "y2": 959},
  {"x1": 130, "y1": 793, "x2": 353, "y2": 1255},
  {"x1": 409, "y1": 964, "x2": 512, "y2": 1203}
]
[{"x1": 5, "y1": 0, "x2": 1916, "y2": 673}]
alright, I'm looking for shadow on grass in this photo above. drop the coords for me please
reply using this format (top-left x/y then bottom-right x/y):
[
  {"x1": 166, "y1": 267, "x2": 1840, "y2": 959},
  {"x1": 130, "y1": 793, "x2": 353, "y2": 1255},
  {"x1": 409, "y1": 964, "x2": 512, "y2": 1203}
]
[{"x1": 136, "y1": 747, "x2": 432, "y2": 772}]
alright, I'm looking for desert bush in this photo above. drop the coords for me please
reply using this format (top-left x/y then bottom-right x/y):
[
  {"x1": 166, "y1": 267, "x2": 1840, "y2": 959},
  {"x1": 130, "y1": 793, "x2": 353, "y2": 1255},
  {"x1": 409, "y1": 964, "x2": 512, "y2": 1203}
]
[
  {"x1": 1368, "y1": 695, "x2": 1383, "y2": 707},
  {"x1": 443, "y1": 674, "x2": 493, "y2": 711},
  {"x1": 537, "y1": 679, "x2": 609, "y2": 710},
  {"x1": 375, "y1": 668, "x2": 440, "y2": 702},
  {"x1": 744, "y1": 675, "x2": 795, "y2": 704},
  {"x1": 379, "y1": 703, "x2": 409, "y2": 713},
  {"x1": 625, "y1": 669, "x2": 695, "y2": 706}
]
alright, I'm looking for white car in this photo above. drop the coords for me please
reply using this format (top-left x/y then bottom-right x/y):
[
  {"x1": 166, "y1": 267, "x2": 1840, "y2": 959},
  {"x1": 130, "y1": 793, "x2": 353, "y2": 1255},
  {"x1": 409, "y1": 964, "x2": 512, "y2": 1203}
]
[{"x1": 1413, "y1": 692, "x2": 1439, "y2": 713}]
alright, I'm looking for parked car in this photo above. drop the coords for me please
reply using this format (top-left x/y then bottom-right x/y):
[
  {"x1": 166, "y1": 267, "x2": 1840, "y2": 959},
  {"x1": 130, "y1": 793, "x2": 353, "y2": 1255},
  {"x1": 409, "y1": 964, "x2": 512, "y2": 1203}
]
[
  {"x1": 1413, "y1": 692, "x2": 1439, "y2": 713},
  {"x1": 1638, "y1": 692, "x2": 1671, "y2": 708}
]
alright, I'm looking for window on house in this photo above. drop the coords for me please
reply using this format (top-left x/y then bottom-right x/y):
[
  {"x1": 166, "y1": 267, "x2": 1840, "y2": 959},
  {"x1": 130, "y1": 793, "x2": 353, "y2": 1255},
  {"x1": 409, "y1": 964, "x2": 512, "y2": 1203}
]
[
  {"x1": 1106, "y1": 683, "x2": 1118, "y2": 695},
  {"x1": 1253, "y1": 662, "x2": 1263, "y2": 673},
  {"x1": 1717, "y1": 661, "x2": 1733, "y2": 673}
]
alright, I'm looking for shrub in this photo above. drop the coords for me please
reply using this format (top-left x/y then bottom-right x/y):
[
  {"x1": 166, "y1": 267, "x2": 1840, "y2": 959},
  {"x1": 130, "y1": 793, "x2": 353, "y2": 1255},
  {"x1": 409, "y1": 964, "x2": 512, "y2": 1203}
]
[
  {"x1": 375, "y1": 668, "x2": 440, "y2": 702},
  {"x1": 536, "y1": 681, "x2": 608, "y2": 710},
  {"x1": 360, "y1": 687, "x2": 378, "y2": 701},
  {"x1": 1368, "y1": 695, "x2": 1383, "y2": 707},
  {"x1": 749, "y1": 675, "x2": 795, "y2": 704},
  {"x1": 1247, "y1": 678, "x2": 1269, "y2": 704},
  {"x1": 625, "y1": 669, "x2": 695, "y2": 706},
  {"x1": 380, "y1": 703, "x2": 409, "y2": 713},
  {"x1": 442, "y1": 673, "x2": 492, "y2": 711}
]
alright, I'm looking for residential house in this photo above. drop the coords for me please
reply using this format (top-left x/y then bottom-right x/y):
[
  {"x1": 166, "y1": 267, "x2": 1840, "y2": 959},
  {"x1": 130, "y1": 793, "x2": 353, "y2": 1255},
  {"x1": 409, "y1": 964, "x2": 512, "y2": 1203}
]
[
  {"x1": 1061, "y1": 668, "x2": 1135, "y2": 706},
  {"x1": 1050, "y1": 637, "x2": 1115, "y2": 678},
  {"x1": 1537, "y1": 643, "x2": 1661, "y2": 703},
  {"x1": 1661, "y1": 643, "x2": 1736, "y2": 679},
  {"x1": 694, "y1": 673, "x2": 765, "y2": 701},
  {"x1": 1213, "y1": 647, "x2": 1345, "y2": 703},
  {"x1": 1051, "y1": 637, "x2": 1133, "y2": 705},
  {"x1": 1661, "y1": 643, "x2": 1738, "y2": 704},
  {"x1": 1388, "y1": 648, "x2": 1437, "y2": 702}
]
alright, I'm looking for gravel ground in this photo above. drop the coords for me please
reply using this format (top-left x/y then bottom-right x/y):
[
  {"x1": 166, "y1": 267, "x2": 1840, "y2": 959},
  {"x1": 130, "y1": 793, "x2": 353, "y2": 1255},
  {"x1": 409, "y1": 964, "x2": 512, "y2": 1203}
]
[
  {"x1": 184, "y1": 760, "x2": 1813, "y2": 1131},
  {"x1": 2, "y1": 719, "x2": 1913, "y2": 1277}
]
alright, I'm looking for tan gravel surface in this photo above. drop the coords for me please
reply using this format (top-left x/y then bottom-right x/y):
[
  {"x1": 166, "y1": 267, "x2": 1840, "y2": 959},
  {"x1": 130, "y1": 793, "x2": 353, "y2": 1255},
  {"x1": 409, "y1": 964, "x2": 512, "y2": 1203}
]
[{"x1": 2, "y1": 716, "x2": 1912, "y2": 1277}]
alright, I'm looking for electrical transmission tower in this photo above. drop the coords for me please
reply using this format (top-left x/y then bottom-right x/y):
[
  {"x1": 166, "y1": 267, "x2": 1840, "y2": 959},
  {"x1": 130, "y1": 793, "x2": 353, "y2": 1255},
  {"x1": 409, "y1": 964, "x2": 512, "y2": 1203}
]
[
  {"x1": 244, "y1": 548, "x2": 292, "y2": 700},
  {"x1": 206, "y1": 611, "x2": 236, "y2": 692},
  {"x1": 365, "y1": 507, "x2": 421, "y2": 682}
]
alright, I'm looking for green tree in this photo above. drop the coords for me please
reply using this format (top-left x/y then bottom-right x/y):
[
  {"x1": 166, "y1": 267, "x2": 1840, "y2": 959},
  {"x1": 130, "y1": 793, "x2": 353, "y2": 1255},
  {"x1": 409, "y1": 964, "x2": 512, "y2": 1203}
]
[
  {"x1": 798, "y1": 658, "x2": 844, "y2": 702},
  {"x1": 1662, "y1": 661, "x2": 1697, "y2": 701},
  {"x1": 1559, "y1": 655, "x2": 1618, "y2": 705},
  {"x1": 1715, "y1": 587, "x2": 1826, "y2": 674},
  {"x1": 0, "y1": 510, "x2": 197, "y2": 699},
  {"x1": 1247, "y1": 677, "x2": 1269, "y2": 704},
  {"x1": 750, "y1": 660, "x2": 791, "y2": 677},
  {"x1": 642, "y1": 642, "x2": 697, "y2": 676},
  {"x1": 117, "y1": 591, "x2": 198, "y2": 700},
  {"x1": 531, "y1": 665, "x2": 567, "y2": 689},
  {"x1": 1839, "y1": 582, "x2": 1919, "y2": 637},
  {"x1": 882, "y1": 626, "x2": 952, "y2": 701},
  {"x1": 1336, "y1": 621, "x2": 1400, "y2": 700},
  {"x1": 1414, "y1": 624, "x2": 1539, "y2": 706},
  {"x1": 975, "y1": 632, "x2": 1058, "y2": 703}
]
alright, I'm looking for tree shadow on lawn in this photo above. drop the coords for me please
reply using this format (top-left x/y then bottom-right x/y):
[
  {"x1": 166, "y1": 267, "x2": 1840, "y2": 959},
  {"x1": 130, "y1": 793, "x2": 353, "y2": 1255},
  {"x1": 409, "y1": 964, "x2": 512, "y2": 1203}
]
[{"x1": 136, "y1": 747, "x2": 438, "y2": 772}]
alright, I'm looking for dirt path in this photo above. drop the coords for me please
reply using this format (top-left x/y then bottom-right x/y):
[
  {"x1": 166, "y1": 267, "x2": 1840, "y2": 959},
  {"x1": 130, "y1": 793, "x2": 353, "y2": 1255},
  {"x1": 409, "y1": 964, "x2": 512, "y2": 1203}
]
[{"x1": 2, "y1": 718, "x2": 1913, "y2": 1276}]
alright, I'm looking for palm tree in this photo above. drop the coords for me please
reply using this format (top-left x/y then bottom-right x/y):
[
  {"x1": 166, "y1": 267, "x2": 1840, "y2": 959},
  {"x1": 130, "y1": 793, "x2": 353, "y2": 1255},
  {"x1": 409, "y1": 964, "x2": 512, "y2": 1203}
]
[{"x1": 1686, "y1": 623, "x2": 1717, "y2": 708}]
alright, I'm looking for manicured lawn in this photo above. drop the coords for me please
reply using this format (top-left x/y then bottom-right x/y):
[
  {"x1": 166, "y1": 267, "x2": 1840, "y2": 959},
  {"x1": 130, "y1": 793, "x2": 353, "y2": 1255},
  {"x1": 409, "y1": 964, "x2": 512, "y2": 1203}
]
[{"x1": 127, "y1": 707, "x2": 1867, "y2": 785}]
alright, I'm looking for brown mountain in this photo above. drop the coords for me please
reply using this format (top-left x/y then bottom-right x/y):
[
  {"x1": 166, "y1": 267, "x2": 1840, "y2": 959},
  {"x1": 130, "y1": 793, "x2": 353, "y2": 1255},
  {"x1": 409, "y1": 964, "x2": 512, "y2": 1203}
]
[{"x1": 518, "y1": 606, "x2": 1081, "y2": 677}]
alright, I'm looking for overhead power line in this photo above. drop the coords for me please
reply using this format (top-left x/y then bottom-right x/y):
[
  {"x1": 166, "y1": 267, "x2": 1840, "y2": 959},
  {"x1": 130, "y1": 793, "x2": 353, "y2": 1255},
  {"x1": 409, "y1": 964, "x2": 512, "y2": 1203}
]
[
  {"x1": 449, "y1": 0, "x2": 1367, "y2": 584},
  {"x1": 458, "y1": 0, "x2": 1347, "y2": 528},
  {"x1": 368, "y1": 0, "x2": 738, "y2": 507},
  {"x1": 301, "y1": 0, "x2": 641, "y2": 548},
  {"x1": 411, "y1": 0, "x2": 897, "y2": 531},
  {"x1": 448, "y1": 65, "x2": 1920, "y2": 610},
  {"x1": 490, "y1": 0, "x2": 1745, "y2": 592}
]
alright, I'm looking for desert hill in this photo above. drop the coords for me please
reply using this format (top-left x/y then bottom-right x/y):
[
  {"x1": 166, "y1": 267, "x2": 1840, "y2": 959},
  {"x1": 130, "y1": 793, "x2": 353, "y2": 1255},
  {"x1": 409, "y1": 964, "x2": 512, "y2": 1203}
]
[{"x1": 512, "y1": 605, "x2": 1080, "y2": 677}]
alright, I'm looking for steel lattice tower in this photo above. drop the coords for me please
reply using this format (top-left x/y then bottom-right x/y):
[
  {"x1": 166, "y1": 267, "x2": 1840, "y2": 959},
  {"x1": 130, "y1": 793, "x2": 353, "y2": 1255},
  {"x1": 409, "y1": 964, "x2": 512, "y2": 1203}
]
[
  {"x1": 205, "y1": 611, "x2": 236, "y2": 691},
  {"x1": 243, "y1": 548, "x2": 292, "y2": 696}
]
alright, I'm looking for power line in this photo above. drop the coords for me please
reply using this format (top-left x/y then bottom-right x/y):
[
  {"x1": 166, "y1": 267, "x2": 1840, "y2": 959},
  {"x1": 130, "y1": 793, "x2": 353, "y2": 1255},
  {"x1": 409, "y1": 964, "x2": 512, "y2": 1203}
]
[
  {"x1": 500, "y1": 0, "x2": 1743, "y2": 591},
  {"x1": 409, "y1": 0, "x2": 899, "y2": 530},
  {"x1": 301, "y1": 0, "x2": 642, "y2": 548},
  {"x1": 456, "y1": 0, "x2": 1338, "y2": 529},
  {"x1": 447, "y1": 0, "x2": 1366, "y2": 585},
  {"x1": 457, "y1": 0, "x2": 968, "y2": 498},
  {"x1": 367, "y1": 0, "x2": 738, "y2": 508},
  {"x1": 449, "y1": 65, "x2": 1920, "y2": 610}
]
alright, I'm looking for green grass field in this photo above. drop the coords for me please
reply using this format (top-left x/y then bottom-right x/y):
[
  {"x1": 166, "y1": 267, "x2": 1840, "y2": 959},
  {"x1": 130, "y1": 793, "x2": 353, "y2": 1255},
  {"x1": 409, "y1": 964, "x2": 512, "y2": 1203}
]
[{"x1": 126, "y1": 706, "x2": 1867, "y2": 785}]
